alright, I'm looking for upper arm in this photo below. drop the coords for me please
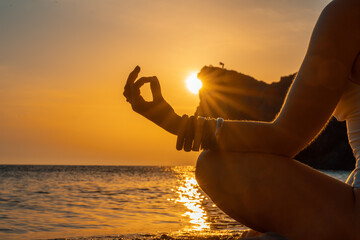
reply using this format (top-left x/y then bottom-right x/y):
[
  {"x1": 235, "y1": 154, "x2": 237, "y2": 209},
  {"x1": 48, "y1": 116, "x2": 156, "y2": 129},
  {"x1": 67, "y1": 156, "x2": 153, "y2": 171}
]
[{"x1": 274, "y1": 0, "x2": 360, "y2": 151}]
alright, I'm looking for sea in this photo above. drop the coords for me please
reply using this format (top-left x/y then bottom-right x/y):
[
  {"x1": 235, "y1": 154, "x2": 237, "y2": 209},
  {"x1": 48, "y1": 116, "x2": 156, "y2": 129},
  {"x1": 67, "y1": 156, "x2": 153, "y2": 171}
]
[{"x1": 0, "y1": 165, "x2": 350, "y2": 240}]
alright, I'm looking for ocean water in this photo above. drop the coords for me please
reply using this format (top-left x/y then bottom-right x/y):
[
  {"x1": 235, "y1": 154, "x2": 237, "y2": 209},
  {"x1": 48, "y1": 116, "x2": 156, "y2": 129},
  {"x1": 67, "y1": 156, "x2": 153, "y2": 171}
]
[{"x1": 0, "y1": 165, "x2": 350, "y2": 240}]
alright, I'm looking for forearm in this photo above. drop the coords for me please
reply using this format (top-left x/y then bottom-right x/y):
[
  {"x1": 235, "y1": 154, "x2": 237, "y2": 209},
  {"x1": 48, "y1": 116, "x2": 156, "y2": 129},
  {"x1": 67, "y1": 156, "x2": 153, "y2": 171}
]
[
  {"x1": 158, "y1": 110, "x2": 182, "y2": 135},
  {"x1": 217, "y1": 120, "x2": 306, "y2": 158}
]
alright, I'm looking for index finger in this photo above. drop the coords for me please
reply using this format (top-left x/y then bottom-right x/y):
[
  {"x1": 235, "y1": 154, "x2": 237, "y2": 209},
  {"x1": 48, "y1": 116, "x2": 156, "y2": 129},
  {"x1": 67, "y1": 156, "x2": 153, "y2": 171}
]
[
  {"x1": 124, "y1": 66, "x2": 141, "y2": 98},
  {"x1": 127, "y1": 66, "x2": 140, "y2": 85}
]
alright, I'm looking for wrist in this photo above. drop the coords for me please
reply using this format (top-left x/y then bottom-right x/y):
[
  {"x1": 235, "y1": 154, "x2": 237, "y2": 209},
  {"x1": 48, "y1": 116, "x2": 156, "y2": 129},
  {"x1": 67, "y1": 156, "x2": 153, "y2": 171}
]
[
  {"x1": 160, "y1": 109, "x2": 182, "y2": 135},
  {"x1": 175, "y1": 116, "x2": 224, "y2": 152},
  {"x1": 167, "y1": 112, "x2": 183, "y2": 135}
]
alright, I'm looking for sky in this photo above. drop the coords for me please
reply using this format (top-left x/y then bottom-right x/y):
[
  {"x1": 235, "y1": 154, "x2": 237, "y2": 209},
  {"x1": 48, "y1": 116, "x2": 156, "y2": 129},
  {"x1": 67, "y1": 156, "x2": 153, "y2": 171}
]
[{"x1": 0, "y1": 0, "x2": 331, "y2": 166}]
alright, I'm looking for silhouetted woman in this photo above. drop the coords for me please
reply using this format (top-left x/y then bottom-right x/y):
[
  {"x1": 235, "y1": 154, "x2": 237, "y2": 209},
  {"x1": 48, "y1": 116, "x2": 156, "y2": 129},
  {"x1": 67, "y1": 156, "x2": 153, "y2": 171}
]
[{"x1": 124, "y1": 0, "x2": 360, "y2": 239}]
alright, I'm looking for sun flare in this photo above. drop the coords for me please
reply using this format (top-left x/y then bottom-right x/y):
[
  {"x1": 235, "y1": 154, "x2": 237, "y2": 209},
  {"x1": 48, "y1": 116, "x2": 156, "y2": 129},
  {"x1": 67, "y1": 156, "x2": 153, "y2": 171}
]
[{"x1": 186, "y1": 73, "x2": 202, "y2": 94}]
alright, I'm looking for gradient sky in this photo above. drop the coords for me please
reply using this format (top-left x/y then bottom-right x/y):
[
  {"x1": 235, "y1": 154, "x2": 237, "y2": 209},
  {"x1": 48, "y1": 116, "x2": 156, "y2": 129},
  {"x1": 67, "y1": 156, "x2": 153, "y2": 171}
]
[{"x1": 0, "y1": 0, "x2": 331, "y2": 166}]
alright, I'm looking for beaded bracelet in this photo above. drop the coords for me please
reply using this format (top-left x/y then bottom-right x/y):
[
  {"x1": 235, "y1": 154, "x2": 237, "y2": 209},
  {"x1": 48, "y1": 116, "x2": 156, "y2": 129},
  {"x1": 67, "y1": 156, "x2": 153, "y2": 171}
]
[
  {"x1": 201, "y1": 117, "x2": 212, "y2": 150},
  {"x1": 176, "y1": 115, "x2": 224, "y2": 151},
  {"x1": 214, "y1": 117, "x2": 224, "y2": 149},
  {"x1": 176, "y1": 114, "x2": 188, "y2": 150},
  {"x1": 183, "y1": 116, "x2": 195, "y2": 152},
  {"x1": 192, "y1": 117, "x2": 205, "y2": 151}
]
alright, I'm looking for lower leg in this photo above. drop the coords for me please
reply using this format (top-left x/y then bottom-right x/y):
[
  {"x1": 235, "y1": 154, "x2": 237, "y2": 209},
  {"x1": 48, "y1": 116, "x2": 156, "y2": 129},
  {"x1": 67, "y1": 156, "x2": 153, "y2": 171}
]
[{"x1": 195, "y1": 150, "x2": 357, "y2": 240}]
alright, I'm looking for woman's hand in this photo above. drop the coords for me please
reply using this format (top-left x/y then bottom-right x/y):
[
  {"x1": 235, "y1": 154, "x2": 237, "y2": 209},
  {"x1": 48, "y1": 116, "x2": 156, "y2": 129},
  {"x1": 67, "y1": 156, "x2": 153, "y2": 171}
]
[{"x1": 123, "y1": 66, "x2": 182, "y2": 135}]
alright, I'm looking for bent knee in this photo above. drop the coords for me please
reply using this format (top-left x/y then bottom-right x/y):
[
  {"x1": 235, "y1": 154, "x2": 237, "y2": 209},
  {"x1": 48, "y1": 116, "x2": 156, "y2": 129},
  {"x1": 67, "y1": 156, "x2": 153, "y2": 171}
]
[{"x1": 195, "y1": 150, "x2": 224, "y2": 193}]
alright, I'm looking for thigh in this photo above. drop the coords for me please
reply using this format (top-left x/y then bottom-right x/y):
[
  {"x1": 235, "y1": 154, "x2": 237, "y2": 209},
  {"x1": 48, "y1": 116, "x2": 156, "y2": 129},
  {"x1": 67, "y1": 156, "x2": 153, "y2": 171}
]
[{"x1": 195, "y1": 150, "x2": 359, "y2": 240}]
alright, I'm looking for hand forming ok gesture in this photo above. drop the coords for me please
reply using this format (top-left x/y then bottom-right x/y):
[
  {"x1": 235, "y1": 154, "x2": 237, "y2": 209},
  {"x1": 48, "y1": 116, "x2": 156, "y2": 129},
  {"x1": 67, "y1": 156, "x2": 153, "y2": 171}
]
[{"x1": 123, "y1": 66, "x2": 181, "y2": 135}]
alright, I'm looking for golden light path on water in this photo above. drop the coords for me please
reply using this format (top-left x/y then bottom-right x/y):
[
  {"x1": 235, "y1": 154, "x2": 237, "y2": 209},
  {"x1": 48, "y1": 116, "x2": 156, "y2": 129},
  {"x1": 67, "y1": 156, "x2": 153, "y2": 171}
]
[{"x1": 170, "y1": 167, "x2": 210, "y2": 231}]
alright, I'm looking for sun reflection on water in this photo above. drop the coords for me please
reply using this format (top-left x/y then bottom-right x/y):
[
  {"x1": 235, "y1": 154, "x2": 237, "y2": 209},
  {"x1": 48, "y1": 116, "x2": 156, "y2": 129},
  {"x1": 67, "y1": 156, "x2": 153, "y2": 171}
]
[{"x1": 170, "y1": 167, "x2": 210, "y2": 231}]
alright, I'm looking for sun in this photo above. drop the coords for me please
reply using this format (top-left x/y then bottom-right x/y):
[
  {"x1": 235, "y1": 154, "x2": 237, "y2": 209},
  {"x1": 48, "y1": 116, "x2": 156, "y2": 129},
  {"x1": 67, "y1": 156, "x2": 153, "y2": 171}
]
[{"x1": 186, "y1": 73, "x2": 202, "y2": 94}]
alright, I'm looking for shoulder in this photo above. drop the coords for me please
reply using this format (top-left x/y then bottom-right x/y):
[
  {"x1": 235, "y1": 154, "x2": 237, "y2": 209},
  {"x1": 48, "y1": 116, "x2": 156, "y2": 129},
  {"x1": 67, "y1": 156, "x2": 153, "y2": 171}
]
[
  {"x1": 320, "y1": 0, "x2": 360, "y2": 41},
  {"x1": 325, "y1": 0, "x2": 360, "y2": 16},
  {"x1": 306, "y1": 0, "x2": 360, "y2": 75}
]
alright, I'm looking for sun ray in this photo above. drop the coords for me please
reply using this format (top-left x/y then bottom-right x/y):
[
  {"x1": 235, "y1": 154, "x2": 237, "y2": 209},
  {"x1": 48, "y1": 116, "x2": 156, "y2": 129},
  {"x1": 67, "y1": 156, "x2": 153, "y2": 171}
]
[
  {"x1": 200, "y1": 92, "x2": 230, "y2": 119},
  {"x1": 210, "y1": 91, "x2": 261, "y2": 120},
  {"x1": 198, "y1": 88, "x2": 262, "y2": 120}
]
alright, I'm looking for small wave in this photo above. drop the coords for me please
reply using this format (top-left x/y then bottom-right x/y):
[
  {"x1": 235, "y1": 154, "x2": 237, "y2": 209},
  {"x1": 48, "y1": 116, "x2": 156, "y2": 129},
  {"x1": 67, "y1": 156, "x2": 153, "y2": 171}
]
[
  {"x1": 34, "y1": 191, "x2": 50, "y2": 194},
  {"x1": 79, "y1": 190, "x2": 102, "y2": 194}
]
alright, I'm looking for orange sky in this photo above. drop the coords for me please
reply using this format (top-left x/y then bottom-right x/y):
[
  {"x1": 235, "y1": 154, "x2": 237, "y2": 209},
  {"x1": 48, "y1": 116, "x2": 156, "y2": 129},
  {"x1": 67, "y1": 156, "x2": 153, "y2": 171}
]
[{"x1": 0, "y1": 0, "x2": 331, "y2": 165}]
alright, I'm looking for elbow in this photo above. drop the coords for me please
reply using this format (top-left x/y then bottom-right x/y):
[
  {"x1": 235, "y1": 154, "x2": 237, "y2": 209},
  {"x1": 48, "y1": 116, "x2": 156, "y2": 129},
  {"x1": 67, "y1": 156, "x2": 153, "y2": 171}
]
[
  {"x1": 271, "y1": 140, "x2": 306, "y2": 159},
  {"x1": 270, "y1": 121, "x2": 308, "y2": 158}
]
